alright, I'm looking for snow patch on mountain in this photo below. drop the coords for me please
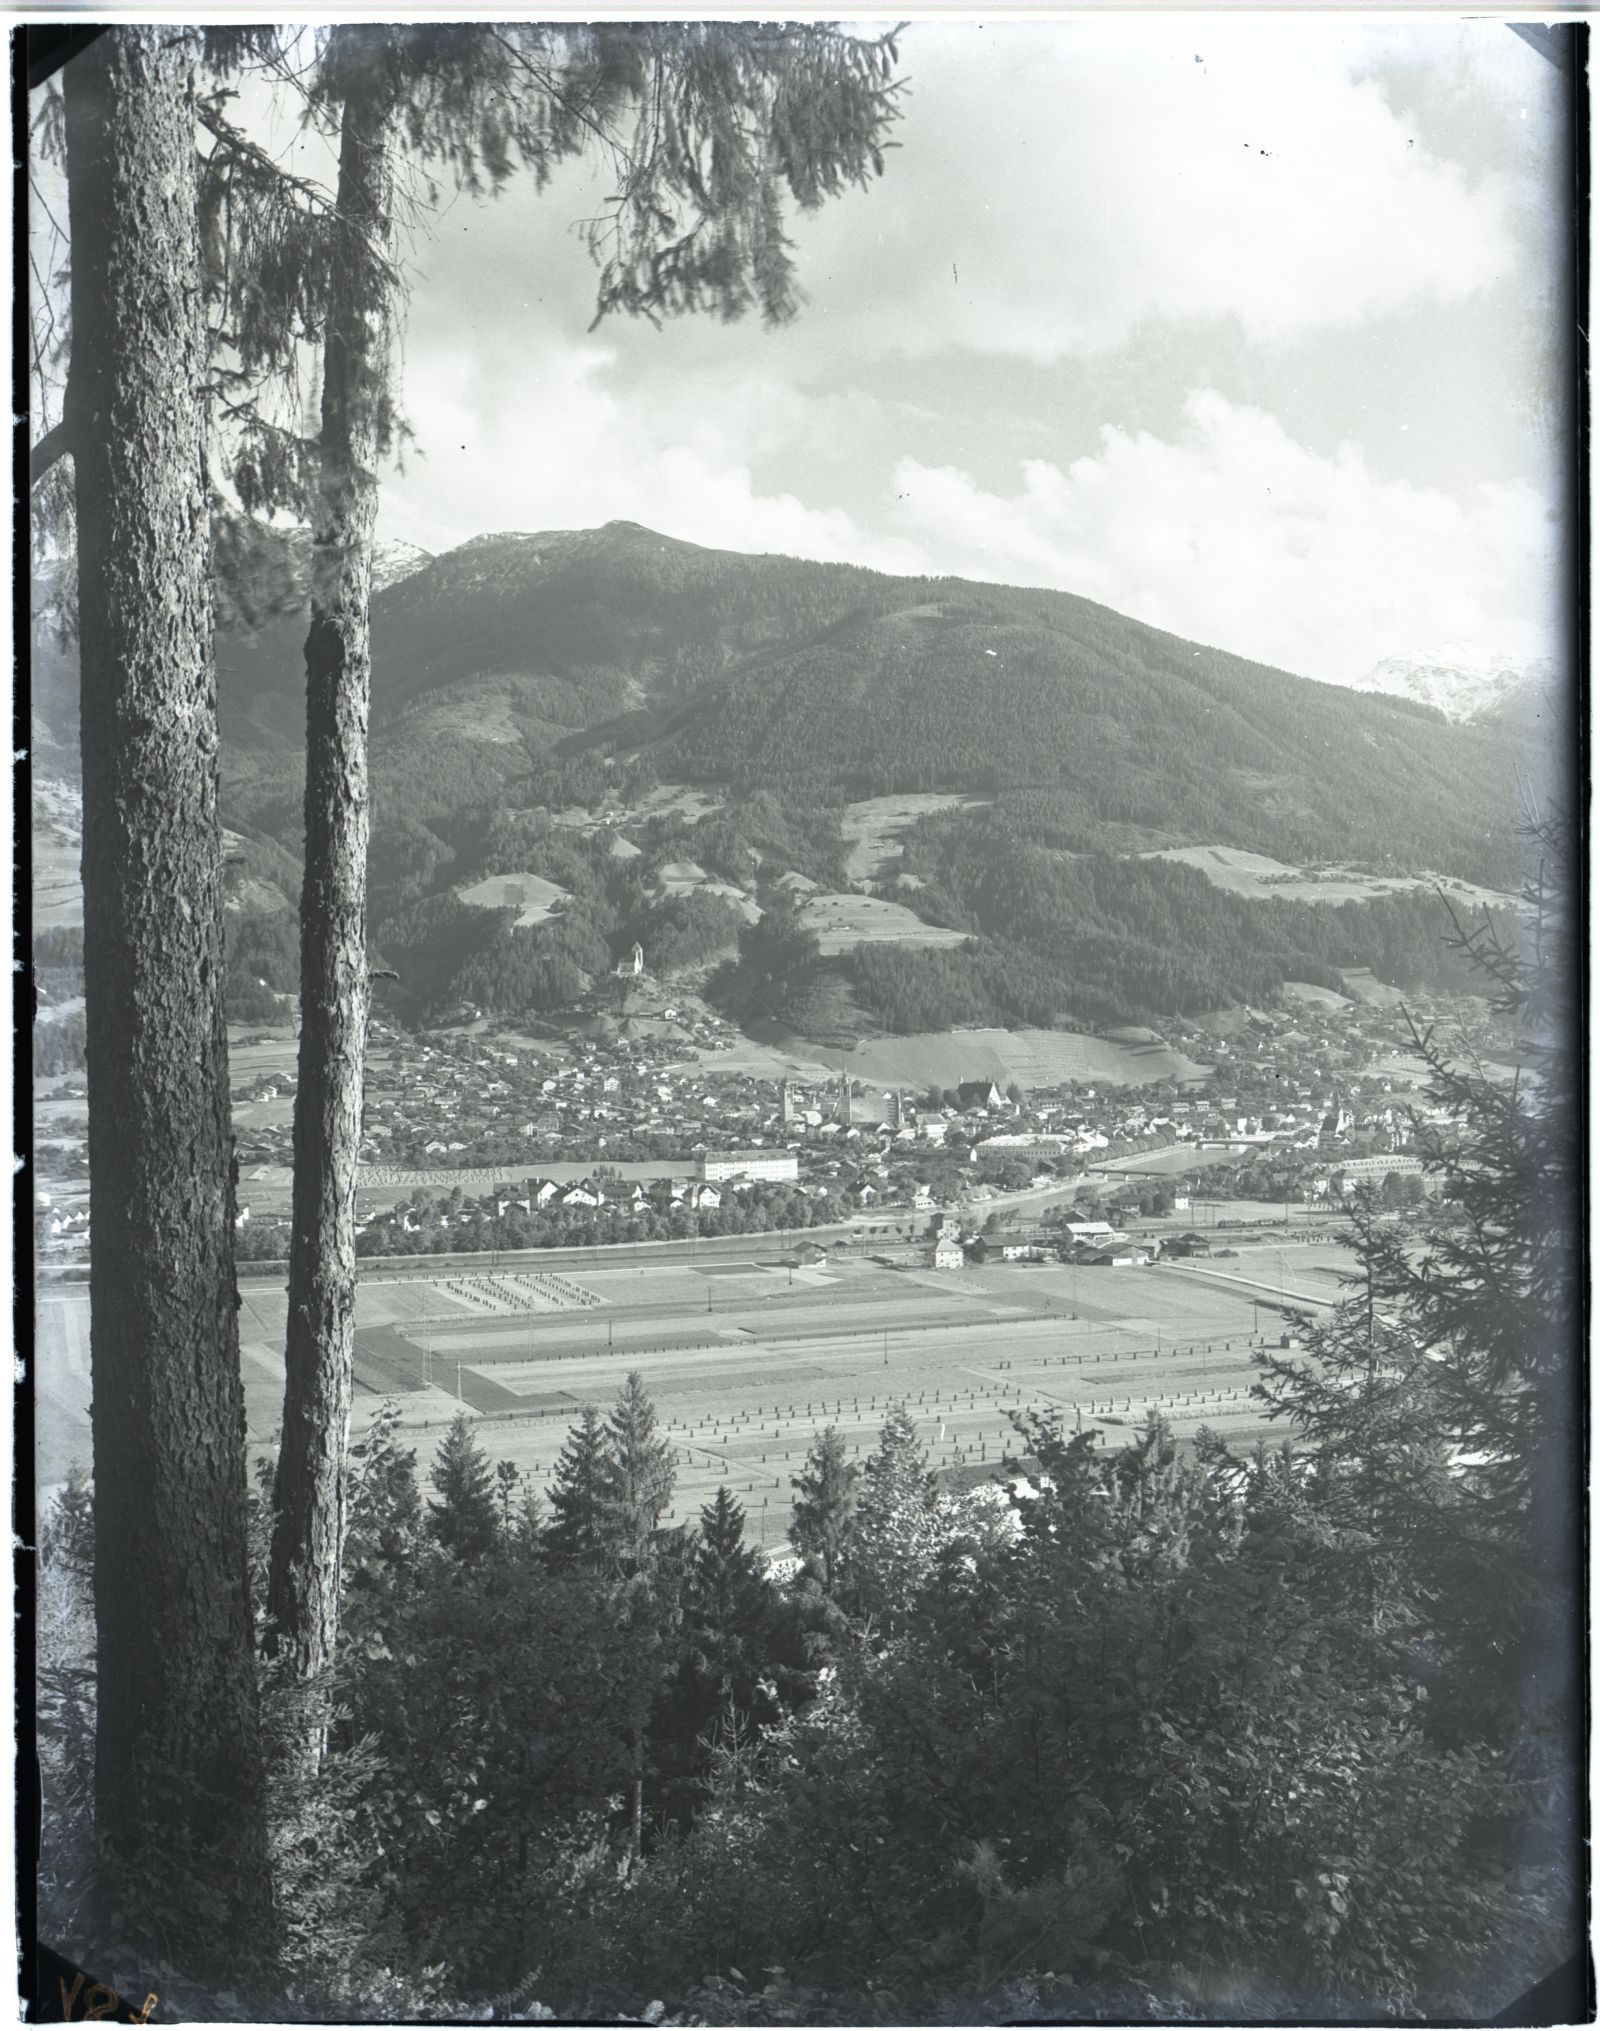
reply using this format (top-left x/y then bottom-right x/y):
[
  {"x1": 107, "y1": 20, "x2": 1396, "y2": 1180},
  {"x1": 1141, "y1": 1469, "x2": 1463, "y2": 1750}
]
[{"x1": 1351, "y1": 645, "x2": 1556, "y2": 725}]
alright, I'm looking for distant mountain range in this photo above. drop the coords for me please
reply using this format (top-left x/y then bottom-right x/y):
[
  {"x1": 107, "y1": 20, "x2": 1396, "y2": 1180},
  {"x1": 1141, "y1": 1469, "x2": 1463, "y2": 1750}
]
[{"x1": 1350, "y1": 646, "x2": 1558, "y2": 726}]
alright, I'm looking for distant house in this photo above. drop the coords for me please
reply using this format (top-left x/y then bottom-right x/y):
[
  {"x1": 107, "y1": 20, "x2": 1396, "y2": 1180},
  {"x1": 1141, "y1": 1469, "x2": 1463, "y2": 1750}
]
[
  {"x1": 933, "y1": 1236, "x2": 966, "y2": 1270},
  {"x1": 796, "y1": 1241, "x2": 828, "y2": 1267}
]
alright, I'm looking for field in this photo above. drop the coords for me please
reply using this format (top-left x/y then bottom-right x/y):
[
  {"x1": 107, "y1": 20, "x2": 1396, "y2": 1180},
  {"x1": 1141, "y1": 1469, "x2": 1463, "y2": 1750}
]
[
  {"x1": 803, "y1": 1026, "x2": 1212, "y2": 1091},
  {"x1": 656, "y1": 861, "x2": 762, "y2": 921},
  {"x1": 1143, "y1": 843, "x2": 1514, "y2": 912},
  {"x1": 457, "y1": 871, "x2": 569, "y2": 928},
  {"x1": 550, "y1": 783, "x2": 724, "y2": 836},
  {"x1": 36, "y1": 1239, "x2": 1350, "y2": 1548},
  {"x1": 797, "y1": 892, "x2": 971, "y2": 955},
  {"x1": 839, "y1": 793, "x2": 988, "y2": 886}
]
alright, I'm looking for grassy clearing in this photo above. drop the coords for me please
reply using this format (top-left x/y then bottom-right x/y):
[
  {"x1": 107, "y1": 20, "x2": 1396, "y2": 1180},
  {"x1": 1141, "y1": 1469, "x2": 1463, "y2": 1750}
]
[
  {"x1": 797, "y1": 892, "x2": 971, "y2": 955},
  {"x1": 457, "y1": 871, "x2": 569, "y2": 928},
  {"x1": 1144, "y1": 843, "x2": 1514, "y2": 911},
  {"x1": 802, "y1": 1026, "x2": 1212, "y2": 1091},
  {"x1": 839, "y1": 792, "x2": 987, "y2": 886}
]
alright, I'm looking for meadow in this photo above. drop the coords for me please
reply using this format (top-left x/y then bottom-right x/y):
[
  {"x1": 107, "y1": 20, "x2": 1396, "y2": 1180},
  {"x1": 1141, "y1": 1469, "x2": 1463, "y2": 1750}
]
[
  {"x1": 804, "y1": 1025, "x2": 1213, "y2": 1090},
  {"x1": 838, "y1": 791, "x2": 987, "y2": 885}
]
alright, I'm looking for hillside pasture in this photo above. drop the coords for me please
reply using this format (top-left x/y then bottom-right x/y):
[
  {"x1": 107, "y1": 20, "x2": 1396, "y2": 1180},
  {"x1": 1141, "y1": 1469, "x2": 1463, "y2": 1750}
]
[
  {"x1": 804, "y1": 1026, "x2": 1212, "y2": 1091},
  {"x1": 1143, "y1": 843, "x2": 1514, "y2": 912},
  {"x1": 840, "y1": 792, "x2": 988, "y2": 885},
  {"x1": 656, "y1": 861, "x2": 762, "y2": 922},
  {"x1": 457, "y1": 871, "x2": 569, "y2": 928},
  {"x1": 797, "y1": 892, "x2": 971, "y2": 955}
]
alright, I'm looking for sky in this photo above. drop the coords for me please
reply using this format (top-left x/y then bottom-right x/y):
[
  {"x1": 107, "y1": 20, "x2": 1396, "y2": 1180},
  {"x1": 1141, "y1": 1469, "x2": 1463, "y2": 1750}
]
[{"x1": 206, "y1": 18, "x2": 1578, "y2": 687}]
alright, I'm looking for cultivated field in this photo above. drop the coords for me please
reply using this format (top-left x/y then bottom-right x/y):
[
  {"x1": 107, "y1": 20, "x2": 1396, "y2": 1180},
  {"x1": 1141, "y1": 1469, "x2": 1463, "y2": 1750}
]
[
  {"x1": 37, "y1": 1241, "x2": 1344, "y2": 1546},
  {"x1": 797, "y1": 892, "x2": 971, "y2": 955}
]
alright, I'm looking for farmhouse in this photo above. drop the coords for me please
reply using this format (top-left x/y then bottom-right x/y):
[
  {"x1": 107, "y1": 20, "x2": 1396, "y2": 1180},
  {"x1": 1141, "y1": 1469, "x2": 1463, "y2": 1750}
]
[{"x1": 933, "y1": 1236, "x2": 966, "y2": 1270}]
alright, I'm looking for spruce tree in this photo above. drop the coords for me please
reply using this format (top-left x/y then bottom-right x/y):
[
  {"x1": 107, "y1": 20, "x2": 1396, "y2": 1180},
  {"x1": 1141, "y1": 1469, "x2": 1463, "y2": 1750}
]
[
  {"x1": 791, "y1": 1426, "x2": 860, "y2": 1596},
  {"x1": 600, "y1": 1371, "x2": 676, "y2": 1573},
  {"x1": 687, "y1": 1485, "x2": 770, "y2": 1681},
  {"x1": 545, "y1": 1404, "x2": 609, "y2": 1568},
  {"x1": 425, "y1": 1413, "x2": 499, "y2": 1563}
]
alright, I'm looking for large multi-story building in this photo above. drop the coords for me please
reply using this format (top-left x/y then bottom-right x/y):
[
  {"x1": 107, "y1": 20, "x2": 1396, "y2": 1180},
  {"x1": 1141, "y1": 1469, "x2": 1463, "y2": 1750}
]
[{"x1": 700, "y1": 1149, "x2": 800, "y2": 1184}]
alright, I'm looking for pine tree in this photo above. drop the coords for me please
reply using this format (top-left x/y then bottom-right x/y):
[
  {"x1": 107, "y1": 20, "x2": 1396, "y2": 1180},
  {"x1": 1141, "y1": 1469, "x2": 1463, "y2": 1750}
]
[
  {"x1": 791, "y1": 1426, "x2": 860, "y2": 1596},
  {"x1": 600, "y1": 1371, "x2": 676, "y2": 1573},
  {"x1": 56, "y1": 26, "x2": 272, "y2": 1956},
  {"x1": 545, "y1": 1405, "x2": 609, "y2": 1568},
  {"x1": 425, "y1": 1414, "x2": 499, "y2": 1563}
]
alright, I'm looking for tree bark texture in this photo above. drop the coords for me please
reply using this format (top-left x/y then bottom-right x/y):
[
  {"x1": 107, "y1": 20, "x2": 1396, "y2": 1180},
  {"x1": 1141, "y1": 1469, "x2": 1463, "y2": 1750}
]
[
  {"x1": 63, "y1": 25, "x2": 270, "y2": 1940},
  {"x1": 267, "y1": 56, "x2": 396, "y2": 1701}
]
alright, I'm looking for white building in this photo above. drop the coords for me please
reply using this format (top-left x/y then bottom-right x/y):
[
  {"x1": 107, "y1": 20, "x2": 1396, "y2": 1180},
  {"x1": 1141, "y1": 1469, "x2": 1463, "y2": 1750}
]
[{"x1": 700, "y1": 1150, "x2": 800, "y2": 1184}]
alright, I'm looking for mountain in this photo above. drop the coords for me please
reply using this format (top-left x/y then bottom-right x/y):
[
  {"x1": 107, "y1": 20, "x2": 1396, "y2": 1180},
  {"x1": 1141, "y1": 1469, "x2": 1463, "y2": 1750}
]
[
  {"x1": 35, "y1": 520, "x2": 1531, "y2": 1032},
  {"x1": 1350, "y1": 646, "x2": 1556, "y2": 726},
  {"x1": 206, "y1": 520, "x2": 1516, "y2": 877}
]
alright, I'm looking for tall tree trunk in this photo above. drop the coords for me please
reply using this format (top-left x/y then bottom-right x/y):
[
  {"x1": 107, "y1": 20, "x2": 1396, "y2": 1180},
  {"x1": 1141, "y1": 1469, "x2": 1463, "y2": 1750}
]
[
  {"x1": 63, "y1": 24, "x2": 272, "y2": 1954},
  {"x1": 266, "y1": 39, "x2": 395, "y2": 1722}
]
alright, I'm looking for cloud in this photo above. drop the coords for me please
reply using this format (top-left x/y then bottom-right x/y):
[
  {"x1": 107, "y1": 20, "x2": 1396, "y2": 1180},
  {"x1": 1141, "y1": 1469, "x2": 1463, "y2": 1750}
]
[
  {"x1": 887, "y1": 391, "x2": 1559, "y2": 682},
  {"x1": 789, "y1": 20, "x2": 1519, "y2": 362},
  {"x1": 379, "y1": 329, "x2": 927, "y2": 574}
]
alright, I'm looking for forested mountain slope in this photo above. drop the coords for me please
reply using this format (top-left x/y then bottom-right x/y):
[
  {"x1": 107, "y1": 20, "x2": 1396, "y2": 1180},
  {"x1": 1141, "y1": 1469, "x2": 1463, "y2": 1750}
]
[
  {"x1": 35, "y1": 521, "x2": 1529, "y2": 1031},
  {"x1": 650, "y1": 584, "x2": 1514, "y2": 884}
]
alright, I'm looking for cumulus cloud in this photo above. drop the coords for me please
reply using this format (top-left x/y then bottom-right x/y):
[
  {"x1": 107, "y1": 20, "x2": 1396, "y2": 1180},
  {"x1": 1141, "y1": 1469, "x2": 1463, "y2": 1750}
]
[
  {"x1": 887, "y1": 391, "x2": 1559, "y2": 682},
  {"x1": 791, "y1": 19, "x2": 1519, "y2": 363},
  {"x1": 380, "y1": 330, "x2": 926, "y2": 574}
]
